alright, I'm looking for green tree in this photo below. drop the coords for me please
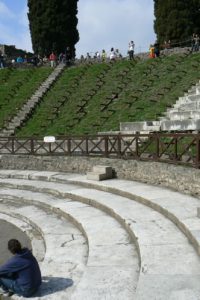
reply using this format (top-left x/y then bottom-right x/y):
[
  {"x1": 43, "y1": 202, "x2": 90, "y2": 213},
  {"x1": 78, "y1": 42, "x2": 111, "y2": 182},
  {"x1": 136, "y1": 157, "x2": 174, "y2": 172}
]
[
  {"x1": 28, "y1": 0, "x2": 79, "y2": 57},
  {"x1": 154, "y1": 0, "x2": 200, "y2": 45}
]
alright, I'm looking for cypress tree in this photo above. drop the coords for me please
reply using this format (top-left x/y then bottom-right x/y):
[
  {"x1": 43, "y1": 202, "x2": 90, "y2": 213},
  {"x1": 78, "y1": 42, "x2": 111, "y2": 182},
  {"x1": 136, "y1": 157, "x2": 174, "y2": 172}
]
[
  {"x1": 154, "y1": 0, "x2": 200, "y2": 45},
  {"x1": 28, "y1": 0, "x2": 79, "y2": 57}
]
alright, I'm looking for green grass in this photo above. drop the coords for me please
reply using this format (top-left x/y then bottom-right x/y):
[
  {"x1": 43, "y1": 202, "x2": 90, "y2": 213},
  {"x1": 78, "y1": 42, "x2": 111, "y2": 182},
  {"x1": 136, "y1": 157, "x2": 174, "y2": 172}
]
[
  {"x1": 2, "y1": 52, "x2": 200, "y2": 137},
  {"x1": 0, "y1": 67, "x2": 52, "y2": 128}
]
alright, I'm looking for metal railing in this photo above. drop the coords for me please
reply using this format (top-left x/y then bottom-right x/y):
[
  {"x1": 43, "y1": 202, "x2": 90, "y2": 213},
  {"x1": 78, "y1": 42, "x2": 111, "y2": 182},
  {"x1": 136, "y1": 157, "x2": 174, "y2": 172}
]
[{"x1": 0, "y1": 133, "x2": 200, "y2": 168}]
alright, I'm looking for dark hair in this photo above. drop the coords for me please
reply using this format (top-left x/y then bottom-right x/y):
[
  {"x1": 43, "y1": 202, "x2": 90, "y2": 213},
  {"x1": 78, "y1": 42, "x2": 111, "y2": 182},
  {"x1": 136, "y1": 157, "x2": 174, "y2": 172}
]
[{"x1": 8, "y1": 239, "x2": 22, "y2": 254}]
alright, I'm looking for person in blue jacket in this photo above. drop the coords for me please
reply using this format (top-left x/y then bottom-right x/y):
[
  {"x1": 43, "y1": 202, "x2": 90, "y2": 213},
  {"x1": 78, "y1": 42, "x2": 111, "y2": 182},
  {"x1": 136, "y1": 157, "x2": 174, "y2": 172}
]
[{"x1": 0, "y1": 239, "x2": 42, "y2": 297}]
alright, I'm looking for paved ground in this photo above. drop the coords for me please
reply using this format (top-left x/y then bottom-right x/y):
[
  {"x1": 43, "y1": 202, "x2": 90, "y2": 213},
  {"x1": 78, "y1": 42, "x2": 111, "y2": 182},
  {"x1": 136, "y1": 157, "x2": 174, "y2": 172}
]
[{"x1": 0, "y1": 220, "x2": 31, "y2": 265}]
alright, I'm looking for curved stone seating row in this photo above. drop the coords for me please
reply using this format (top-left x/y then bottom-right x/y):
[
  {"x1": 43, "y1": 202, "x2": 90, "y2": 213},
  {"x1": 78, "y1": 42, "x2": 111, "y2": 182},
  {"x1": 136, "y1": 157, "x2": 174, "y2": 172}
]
[
  {"x1": 0, "y1": 212, "x2": 45, "y2": 263},
  {"x1": 0, "y1": 181, "x2": 138, "y2": 299},
  {"x1": 67, "y1": 175, "x2": 200, "y2": 256},
  {"x1": 0, "y1": 170, "x2": 200, "y2": 298},
  {"x1": 0, "y1": 197, "x2": 87, "y2": 299}
]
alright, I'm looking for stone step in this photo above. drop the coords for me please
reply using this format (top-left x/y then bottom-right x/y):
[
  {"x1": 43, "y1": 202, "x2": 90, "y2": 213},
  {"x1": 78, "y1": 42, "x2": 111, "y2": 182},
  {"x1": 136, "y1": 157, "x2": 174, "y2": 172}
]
[
  {"x1": 120, "y1": 121, "x2": 161, "y2": 132},
  {"x1": 166, "y1": 111, "x2": 200, "y2": 121},
  {"x1": 173, "y1": 100, "x2": 200, "y2": 110},
  {"x1": 161, "y1": 119, "x2": 200, "y2": 131},
  {"x1": 0, "y1": 179, "x2": 138, "y2": 299},
  {"x1": 3, "y1": 169, "x2": 199, "y2": 256},
  {"x1": 0, "y1": 199, "x2": 86, "y2": 300},
  {"x1": 0, "y1": 171, "x2": 200, "y2": 298}
]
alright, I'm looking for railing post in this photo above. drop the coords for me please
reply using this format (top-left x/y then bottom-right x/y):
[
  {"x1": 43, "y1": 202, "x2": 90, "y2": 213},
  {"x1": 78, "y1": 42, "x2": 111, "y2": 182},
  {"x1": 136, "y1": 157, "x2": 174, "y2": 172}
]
[
  {"x1": 11, "y1": 137, "x2": 15, "y2": 154},
  {"x1": 117, "y1": 134, "x2": 121, "y2": 158},
  {"x1": 67, "y1": 138, "x2": 71, "y2": 156},
  {"x1": 85, "y1": 136, "x2": 89, "y2": 156},
  {"x1": 30, "y1": 138, "x2": 34, "y2": 155},
  {"x1": 174, "y1": 137, "x2": 178, "y2": 161},
  {"x1": 155, "y1": 134, "x2": 160, "y2": 159},
  {"x1": 135, "y1": 133, "x2": 139, "y2": 158},
  {"x1": 104, "y1": 136, "x2": 109, "y2": 157},
  {"x1": 196, "y1": 135, "x2": 200, "y2": 168}
]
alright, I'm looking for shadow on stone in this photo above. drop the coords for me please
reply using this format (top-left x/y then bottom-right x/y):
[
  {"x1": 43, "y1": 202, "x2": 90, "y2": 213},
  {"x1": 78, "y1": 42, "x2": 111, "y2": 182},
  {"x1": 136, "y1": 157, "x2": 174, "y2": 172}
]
[{"x1": 32, "y1": 276, "x2": 73, "y2": 298}]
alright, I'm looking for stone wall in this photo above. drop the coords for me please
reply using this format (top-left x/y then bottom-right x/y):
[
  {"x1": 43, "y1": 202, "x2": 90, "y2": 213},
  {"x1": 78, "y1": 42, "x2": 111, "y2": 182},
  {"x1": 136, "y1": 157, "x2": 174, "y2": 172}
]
[{"x1": 1, "y1": 154, "x2": 200, "y2": 198}]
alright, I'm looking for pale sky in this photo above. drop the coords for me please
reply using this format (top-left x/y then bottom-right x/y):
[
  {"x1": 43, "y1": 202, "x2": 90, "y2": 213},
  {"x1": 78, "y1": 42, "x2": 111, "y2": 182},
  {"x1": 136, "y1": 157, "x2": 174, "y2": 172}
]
[{"x1": 0, "y1": 0, "x2": 156, "y2": 57}]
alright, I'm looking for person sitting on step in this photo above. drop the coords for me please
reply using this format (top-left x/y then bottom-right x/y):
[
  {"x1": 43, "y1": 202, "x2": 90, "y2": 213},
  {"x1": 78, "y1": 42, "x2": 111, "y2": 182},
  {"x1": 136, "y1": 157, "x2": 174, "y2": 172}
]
[{"x1": 0, "y1": 239, "x2": 41, "y2": 297}]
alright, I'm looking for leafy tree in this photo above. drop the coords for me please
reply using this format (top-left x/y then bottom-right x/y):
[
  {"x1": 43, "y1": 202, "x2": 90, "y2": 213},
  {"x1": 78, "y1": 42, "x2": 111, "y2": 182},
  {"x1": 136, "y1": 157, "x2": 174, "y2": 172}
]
[
  {"x1": 154, "y1": 0, "x2": 200, "y2": 45},
  {"x1": 28, "y1": 0, "x2": 79, "y2": 57}
]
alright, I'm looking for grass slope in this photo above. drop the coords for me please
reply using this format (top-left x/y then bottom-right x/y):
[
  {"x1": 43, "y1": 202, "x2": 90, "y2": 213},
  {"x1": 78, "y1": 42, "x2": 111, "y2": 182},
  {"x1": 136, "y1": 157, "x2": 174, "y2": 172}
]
[
  {"x1": 6, "y1": 53, "x2": 200, "y2": 136},
  {"x1": 0, "y1": 67, "x2": 52, "y2": 128}
]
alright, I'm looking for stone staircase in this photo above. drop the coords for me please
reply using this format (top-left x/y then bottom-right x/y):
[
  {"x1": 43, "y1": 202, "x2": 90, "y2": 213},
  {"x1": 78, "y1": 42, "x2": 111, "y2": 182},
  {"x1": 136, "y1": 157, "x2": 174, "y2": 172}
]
[
  {"x1": 120, "y1": 80, "x2": 200, "y2": 133},
  {"x1": 161, "y1": 81, "x2": 200, "y2": 131},
  {"x1": 0, "y1": 64, "x2": 65, "y2": 137},
  {"x1": 0, "y1": 170, "x2": 200, "y2": 299}
]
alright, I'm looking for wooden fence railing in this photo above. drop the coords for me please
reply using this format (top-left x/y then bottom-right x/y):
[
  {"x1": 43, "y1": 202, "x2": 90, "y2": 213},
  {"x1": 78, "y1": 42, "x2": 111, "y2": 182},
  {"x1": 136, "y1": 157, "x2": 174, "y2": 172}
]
[{"x1": 0, "y1": 133, "x2": 200, "y2": 168}]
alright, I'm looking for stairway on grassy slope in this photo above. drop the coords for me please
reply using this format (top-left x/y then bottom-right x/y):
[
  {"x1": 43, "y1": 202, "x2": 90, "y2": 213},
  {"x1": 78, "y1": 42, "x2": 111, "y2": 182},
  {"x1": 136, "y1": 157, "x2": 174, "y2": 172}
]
[
  {"x1": 160, "y1": 80, "x2": 200, "y2": 131},
  {"x1": 0, "y1": 64, "x2": 65, "y2": 137},
  {"x1": 0, "y1": 170, "x2": 200, "y2": 299},
  {"x1": 120, "y1": 79, "x2": 200, "y2": 133}
]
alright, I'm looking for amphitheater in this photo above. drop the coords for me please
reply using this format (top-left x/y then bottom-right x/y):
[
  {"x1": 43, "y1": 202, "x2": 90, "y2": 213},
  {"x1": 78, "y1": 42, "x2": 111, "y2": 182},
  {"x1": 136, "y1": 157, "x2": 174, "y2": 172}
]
[{"x1": 1, "y1": 50, "x2": 200, "y2": 299}]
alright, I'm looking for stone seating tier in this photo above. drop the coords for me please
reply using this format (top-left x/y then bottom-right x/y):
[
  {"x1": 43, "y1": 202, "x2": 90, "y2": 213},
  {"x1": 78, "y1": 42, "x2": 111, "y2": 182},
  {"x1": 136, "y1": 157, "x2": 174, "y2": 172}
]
[{"x1": 0, "y1": 170, "x2": 200, "y2": 299}]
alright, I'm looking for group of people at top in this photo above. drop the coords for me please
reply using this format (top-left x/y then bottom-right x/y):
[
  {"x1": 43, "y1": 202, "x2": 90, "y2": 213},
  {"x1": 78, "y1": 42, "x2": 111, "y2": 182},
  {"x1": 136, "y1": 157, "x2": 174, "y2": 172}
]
[
  {"x1": 149, "y1": 42, "x2": 160, "y2": 58},
  {"x1": 49, "y1": 46, "x2": 72, "y2": 67},
  {"x1": 81, "y1": 41, "x2": 135, "y2": 62}
]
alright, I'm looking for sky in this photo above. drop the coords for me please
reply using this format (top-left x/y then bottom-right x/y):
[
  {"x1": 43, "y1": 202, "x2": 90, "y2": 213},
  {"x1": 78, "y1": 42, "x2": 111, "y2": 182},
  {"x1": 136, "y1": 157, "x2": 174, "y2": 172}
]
[{"x1": 0, "y1": 0, "x2": 156, "y2": 57}]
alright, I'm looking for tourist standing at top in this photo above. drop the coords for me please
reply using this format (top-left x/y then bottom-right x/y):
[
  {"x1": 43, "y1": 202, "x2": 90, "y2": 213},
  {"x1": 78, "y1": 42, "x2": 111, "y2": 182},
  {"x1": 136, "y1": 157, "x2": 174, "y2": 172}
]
[
  {"x1": 65, "y1": 47, "x2": 72, "y2": 66},
  {"x1": 49, "y1": 52, "x2": 57, "y2": 67},
  {"x1": 149, "y1": 44, "x2": 155, "y2": 58},
  {"x1": 194, "y1": 34, "x2": 200, "y2": 52},
  {"x1": 0, "y1": 52, "x2": 4, "y2": 69},
  {"x1": 101, "y1": 49, "x2": 107, "y2": 61},
  {"x1": 109, "y1": 48, "x2": 116, "y2": 61},
  {"x1": 191, "y1": 33, "x2": 196, "y2": 52},
  {"x1": 128, "y1": 41, "x2": 135, "y2": 60}
]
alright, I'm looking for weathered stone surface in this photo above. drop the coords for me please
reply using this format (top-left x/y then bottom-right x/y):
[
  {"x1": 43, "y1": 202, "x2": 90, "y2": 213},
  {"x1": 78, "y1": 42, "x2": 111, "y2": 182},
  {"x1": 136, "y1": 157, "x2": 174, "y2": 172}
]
[
  {"x1": 1, "y1": 155, "x2": 200, "y2": 198},
  {"x1": 0, "y1": 171, "x2": 200, "y2": 299}
]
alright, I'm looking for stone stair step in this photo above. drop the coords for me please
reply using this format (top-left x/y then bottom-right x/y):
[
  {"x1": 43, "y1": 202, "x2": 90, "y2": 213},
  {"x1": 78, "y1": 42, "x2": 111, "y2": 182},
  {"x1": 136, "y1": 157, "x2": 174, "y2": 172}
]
[
  {"x1": 161, "y1": 119, "x2": 200, "y2": 131},
  {"x1": 0, "y1": 170, "x2": 200, "y2": 298},
  {"x1": 166, "y1": 111, "x2": 200, "y2": 121},
  {"x1": 120, "y1": 121, "x2": 161, "y2": 132},
  {"x1": 0, "y1": 197, "x2": 86, "y2": 300},
  {"x1": 0, "y1": 185, "x2": 138, "y2": 300}
]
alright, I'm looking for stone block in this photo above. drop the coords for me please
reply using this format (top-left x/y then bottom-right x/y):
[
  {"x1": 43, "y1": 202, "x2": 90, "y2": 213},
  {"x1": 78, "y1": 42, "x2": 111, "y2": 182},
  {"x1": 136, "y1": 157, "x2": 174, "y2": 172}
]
[
  {"x1": 87, "y1": 165, "x2": 113, "y2": 181},
  {"x1": 120, "y1": 121, "x2": 161, "y2": 132},
  {"x1": 93, "y1": 165, "x2": 113, "y2": 178},
  {"x1": 87, "y1": 172, "x2": 107, "y2": 181}
]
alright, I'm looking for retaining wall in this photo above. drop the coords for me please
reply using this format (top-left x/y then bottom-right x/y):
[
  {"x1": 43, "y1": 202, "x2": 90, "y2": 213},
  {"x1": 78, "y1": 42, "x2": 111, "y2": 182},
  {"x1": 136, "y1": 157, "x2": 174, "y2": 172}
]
[{"x1": 0, "y1": 155, "x2": 200, "y2": 198}]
